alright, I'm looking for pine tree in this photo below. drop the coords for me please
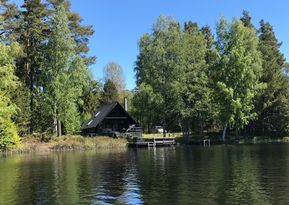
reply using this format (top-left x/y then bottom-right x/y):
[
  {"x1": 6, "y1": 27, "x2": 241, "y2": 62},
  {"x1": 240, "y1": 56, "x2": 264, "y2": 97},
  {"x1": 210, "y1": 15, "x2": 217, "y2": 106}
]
[
  {"x1": 0, "y1": 0, "x2": 21, "y2": 42},
  {"x1": 240, "y1": 10, "x2": 254, "y2": 29},
  {"x1": 47, "y1": 0, "x2": 95, "y2": 65},
  {"x1": 78, "y1": 79, "x2": 101, "y2": 125},
  {"x1": 251, "y1": 20, "x2": 289, "y2": 136},
  {"x1": 101, "y1": 80, "x2": 118, "y2": 105},
  {"x1": 19, "y1": 0, "x2": 49, "y2": 133}
]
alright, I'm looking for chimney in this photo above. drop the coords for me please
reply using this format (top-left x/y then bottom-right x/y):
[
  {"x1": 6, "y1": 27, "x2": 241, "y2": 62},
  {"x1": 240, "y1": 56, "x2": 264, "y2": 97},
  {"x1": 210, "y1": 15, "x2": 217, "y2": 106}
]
[{"x1": 124, "y1": 97, "x2": 128, "y2": 111}]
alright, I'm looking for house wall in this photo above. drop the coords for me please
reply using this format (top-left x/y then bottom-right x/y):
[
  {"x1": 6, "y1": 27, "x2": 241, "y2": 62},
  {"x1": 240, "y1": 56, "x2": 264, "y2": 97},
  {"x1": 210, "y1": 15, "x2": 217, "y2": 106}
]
[{"x1": 82, "y1": 103, "x2": 137, "y2": 136}]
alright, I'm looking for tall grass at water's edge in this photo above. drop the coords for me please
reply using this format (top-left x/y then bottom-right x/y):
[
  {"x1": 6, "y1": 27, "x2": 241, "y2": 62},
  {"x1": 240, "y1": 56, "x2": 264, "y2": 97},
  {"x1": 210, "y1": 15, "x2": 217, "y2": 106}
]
[
  {"x1": 2, "y1": 134, "x2": 289, "y2": 154},
  {"x1": 1, "y1": 135, "x2": 128, "y2": 154},
  {"x1": 51, "y1": 135, "x2": 128, "y2": 150}
]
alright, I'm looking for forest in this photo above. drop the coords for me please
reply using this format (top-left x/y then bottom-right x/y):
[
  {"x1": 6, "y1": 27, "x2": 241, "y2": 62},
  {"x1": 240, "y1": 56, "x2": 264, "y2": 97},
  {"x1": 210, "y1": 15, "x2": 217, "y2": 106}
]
[{"x1": 1, "y1": 0, "x2": 289, "y2": 149}]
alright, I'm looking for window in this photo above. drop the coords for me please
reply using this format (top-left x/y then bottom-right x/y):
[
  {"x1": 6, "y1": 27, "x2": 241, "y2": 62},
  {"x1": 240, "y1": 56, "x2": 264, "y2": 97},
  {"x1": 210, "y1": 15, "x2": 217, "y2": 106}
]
[
  {"x1": 95, "y1": 112, "x2": 100, "y2": 117},
  {"x1": 87, "y1": 120, "x2": 93, "y2": 125}
]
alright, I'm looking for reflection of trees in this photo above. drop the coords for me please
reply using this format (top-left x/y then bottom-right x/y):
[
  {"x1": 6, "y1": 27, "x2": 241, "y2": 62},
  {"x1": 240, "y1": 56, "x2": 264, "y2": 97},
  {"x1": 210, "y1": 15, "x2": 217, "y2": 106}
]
[
  {"x1": 15, "y1": 154, "x2": 58, "y2": 204},
  {"x1": 0, "y1": 150, "x2": 133, "y2": 205},
  {"x1": 2, "y1": 145, "x2": 289, "y2": 204},
  {"x1": 254, "y1": 144, "x2": 289, "y2": 204},
  {"x1": 0, "y1": 156, "x2": 21, "y2": 203},
  {"x1": 53, "y1": 150, "x2": 132, "y2": 204},
  {"x1": 134, "y1": 145, "x2": 273, "y2": 205},
  {"x1": 134, "y1": 146, "x2": 230, "y2": 204},
  {"x1": 52, "y1": 153, "x2": 82, "y2": 204},
  {"x1": 223, "y1": 146, "x2": 270, "y2": 205},
  {"x1": 94, "y1": 151, "x2": 129, "y2": 204}
]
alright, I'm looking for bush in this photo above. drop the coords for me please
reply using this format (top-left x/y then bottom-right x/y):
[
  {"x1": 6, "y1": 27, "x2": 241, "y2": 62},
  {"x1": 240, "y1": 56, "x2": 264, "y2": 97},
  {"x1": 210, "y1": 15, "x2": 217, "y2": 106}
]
[{"x1": 0, "y1": 119, "x2": 20, "y2": 150}]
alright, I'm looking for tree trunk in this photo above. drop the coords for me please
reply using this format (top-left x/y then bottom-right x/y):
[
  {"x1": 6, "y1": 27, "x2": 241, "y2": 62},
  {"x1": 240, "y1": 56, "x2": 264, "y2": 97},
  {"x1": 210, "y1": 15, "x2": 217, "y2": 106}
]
[
  {"x1": 29, "y1": 63, "x2": 34, "y2": 133},
  {"x1": 222, "y1": 123, "x2": 228, "y2": 142},
  {"x1": 57, "y1": 120, "x2": 62, "y2": 137},
  {"x1": 25, "y1": 38, "x2": 34, "y2": 134},
  {"x1": 54, "y1": 103, "x2": 58, "y2": 136}
]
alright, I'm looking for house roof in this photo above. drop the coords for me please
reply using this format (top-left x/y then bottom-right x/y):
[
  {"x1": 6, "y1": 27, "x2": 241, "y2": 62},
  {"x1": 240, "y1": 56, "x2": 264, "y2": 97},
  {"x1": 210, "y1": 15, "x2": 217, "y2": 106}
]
[{"x1": 81, "y1": 101, "x2": 136, "y2": 130}]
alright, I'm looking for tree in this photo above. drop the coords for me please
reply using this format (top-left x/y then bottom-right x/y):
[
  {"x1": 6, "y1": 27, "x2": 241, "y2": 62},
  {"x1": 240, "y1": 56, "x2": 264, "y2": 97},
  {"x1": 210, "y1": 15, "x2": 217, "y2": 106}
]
[
  {"x1": 43, "y1": 5, "x2": 90, "y2": 136},
  {"x1": 201, "y1": 25, "x2": 217, "y2": 66},
  {"x1": 0, "y1": 0, "x2": 21, "y2": 42},
  {"x1": 103, "y1": 61, "x2": 126, "y2": 102},
  {"x1": 213, "y1": 18, "x2": 263, "y2": 141},
  {"x1": 135, "y1": 16, "x2": 185, "y2": 131},
  {"x1": 132, "y1": 83, "x2": 163, "y2": 132},
  {"x1": 1, "y1": 0, "x2": 95, "y2": 136},
  {"x1": 79, "y1": 78, "x2": 101, "y2": 124},
  {"x1": 19, "y1": 0, "x2": 49, "y2": 133},
  {"x1": 181, "y1": 21, "x2": 214, "y2": 134},
  {"x1": 101, "y1": 79, "x2": 118, "y2": 105},
  {"x1": 249, "y1": 20, "x2": 289, "y2": 136},
  {"x1": 11, "y1": 86, "x2": 30, "y2": 135},
  {"x1": 240, "y1": 10, "x2": 254, "y2": 29},
  {"x1": 0, "y1": 42, "x2": 21, "y2": 149},
  {"x1": 47, "y1": 0, "x2": 95, "y2": 65}
]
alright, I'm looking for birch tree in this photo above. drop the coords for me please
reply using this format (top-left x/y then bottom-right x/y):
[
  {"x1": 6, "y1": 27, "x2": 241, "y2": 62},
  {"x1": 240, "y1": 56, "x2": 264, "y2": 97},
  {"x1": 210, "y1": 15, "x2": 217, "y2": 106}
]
[{"x1": 213, "y1": 18, "x2": 263, "y2": 140}]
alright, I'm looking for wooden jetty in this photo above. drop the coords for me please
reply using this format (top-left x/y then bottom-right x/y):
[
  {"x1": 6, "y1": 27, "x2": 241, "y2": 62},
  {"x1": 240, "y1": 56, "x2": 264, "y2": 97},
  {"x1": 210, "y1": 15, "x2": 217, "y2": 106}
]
[{"x1": 129, "y1": 137, "x2": 175, "y2": 147}]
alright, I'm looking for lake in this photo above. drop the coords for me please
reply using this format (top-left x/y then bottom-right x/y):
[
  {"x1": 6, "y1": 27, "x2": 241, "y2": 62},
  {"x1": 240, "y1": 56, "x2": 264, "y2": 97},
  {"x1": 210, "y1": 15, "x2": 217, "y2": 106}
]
[{"x1": 1, "y1": 144, "x2": 289, "y2": 205}]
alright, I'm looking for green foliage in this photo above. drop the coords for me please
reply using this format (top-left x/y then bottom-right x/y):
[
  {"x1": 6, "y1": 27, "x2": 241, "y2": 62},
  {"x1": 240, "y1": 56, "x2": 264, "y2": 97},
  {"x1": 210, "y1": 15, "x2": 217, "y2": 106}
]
[
  {"x1": 240, "y1": 10, "x2": 254, "y2": 29},
  {"x1": 132, "y1": 83, "x2": 163, "y2": 131},
  {"x1": 43, "y1": 5, "x2": 90, "y2": 135},
  {"x1": 249, "y1": 20, "x2": 289, "y2": 136},
  {"x1": 213, "y1": 18, "x2": 263, "y2": 137},
  {"x1": 1, "y1": 0, "x2": 95, "y2": 137},
  {"x1": 135, "y1": 16, "x2": 185, "y2": 131},
  {"x1": 101, "y1": 79, "x2": 118, "y2": 105},
  {"x1": 0, "y1": 42, "x2": 21, "y2": 149},
  {"x1": 0, "y1": 0, "x2": 21, "y2": 42},
  {"x1": 78, "y1": 79, "x2": 101, "y2": 124},
  {"x1": 135, "y1": 16, "x2": 219, "y2": 132},
  {"x1": 47, "y1": 0, "x2": 96, "y2": 65},
  {"x1": 182, "y1": 21, "x2": 215, "y2": 133},
  {"x1": 1, "y1": 3, "x2": 289, "y2": 144},
  {"x1": 12, "y1": 85, "x2": 31, "y2": 135},
  {"x1": 20, "y1": 0, "x2": 50, "y2": 133}
]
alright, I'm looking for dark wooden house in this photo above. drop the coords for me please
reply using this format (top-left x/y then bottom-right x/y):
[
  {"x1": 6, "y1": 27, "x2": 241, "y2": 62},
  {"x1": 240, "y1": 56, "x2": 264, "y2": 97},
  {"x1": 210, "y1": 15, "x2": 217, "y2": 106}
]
[{"x1": 81, "y1": 101, "x2": 137, "y2": 135}]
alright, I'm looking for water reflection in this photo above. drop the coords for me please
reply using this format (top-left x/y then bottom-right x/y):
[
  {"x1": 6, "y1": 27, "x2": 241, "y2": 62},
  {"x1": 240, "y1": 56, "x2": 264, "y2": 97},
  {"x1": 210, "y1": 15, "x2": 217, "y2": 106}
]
[{"x1": 1, "y1": 145, "x2": 289, "y2": 204}]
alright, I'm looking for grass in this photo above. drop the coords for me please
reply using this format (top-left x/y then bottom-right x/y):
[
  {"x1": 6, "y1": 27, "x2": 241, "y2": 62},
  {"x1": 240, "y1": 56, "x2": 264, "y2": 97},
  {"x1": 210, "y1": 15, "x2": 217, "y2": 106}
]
[
  {"x1": 2, "y1": 135, "x2": 128, "y2": 154},
  {"x1": 3, "y1": 133, "x2": 289, "y2": 154},
  {"x1": 50, "y1": 135, "x2": 127, "y2": 151}
]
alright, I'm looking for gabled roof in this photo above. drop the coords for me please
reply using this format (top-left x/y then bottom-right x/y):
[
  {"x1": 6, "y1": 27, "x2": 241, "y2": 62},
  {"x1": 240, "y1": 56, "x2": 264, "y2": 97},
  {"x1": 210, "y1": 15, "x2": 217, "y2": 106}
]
[{"x1": 81, "y1": 101, "x2": 136, "y2": 130}]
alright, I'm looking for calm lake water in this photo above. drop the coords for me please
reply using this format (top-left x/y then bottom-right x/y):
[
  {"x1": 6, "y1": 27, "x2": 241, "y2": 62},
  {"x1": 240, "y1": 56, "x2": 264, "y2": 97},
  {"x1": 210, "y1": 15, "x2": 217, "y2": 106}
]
[{"x1": 1, "y1": 144, "x2": 289, "y2": 205}]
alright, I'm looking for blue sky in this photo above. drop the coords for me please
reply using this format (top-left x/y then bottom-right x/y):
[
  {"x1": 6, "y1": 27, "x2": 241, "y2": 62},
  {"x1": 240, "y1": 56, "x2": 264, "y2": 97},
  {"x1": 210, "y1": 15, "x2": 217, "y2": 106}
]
[{"x1": 14, "y1": 0, "x2": 289, "y2": 90}]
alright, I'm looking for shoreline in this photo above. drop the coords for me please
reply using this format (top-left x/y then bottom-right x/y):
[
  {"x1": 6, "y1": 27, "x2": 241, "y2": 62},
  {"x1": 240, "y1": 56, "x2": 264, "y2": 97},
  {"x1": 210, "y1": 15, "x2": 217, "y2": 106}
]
[
  {"x1": 1, "y1": 135, "x2": 128, "y2": 155},
  {"x1": 1, "y1": 135, "x2": 289, "y2": 155}
]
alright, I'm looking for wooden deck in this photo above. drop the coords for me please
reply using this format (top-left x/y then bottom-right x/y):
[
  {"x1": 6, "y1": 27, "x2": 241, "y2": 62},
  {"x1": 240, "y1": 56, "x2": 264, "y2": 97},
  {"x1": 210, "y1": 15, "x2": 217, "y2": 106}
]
[{"x1": 129, "y1": 137, "x2": 175, "y2": 147}]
